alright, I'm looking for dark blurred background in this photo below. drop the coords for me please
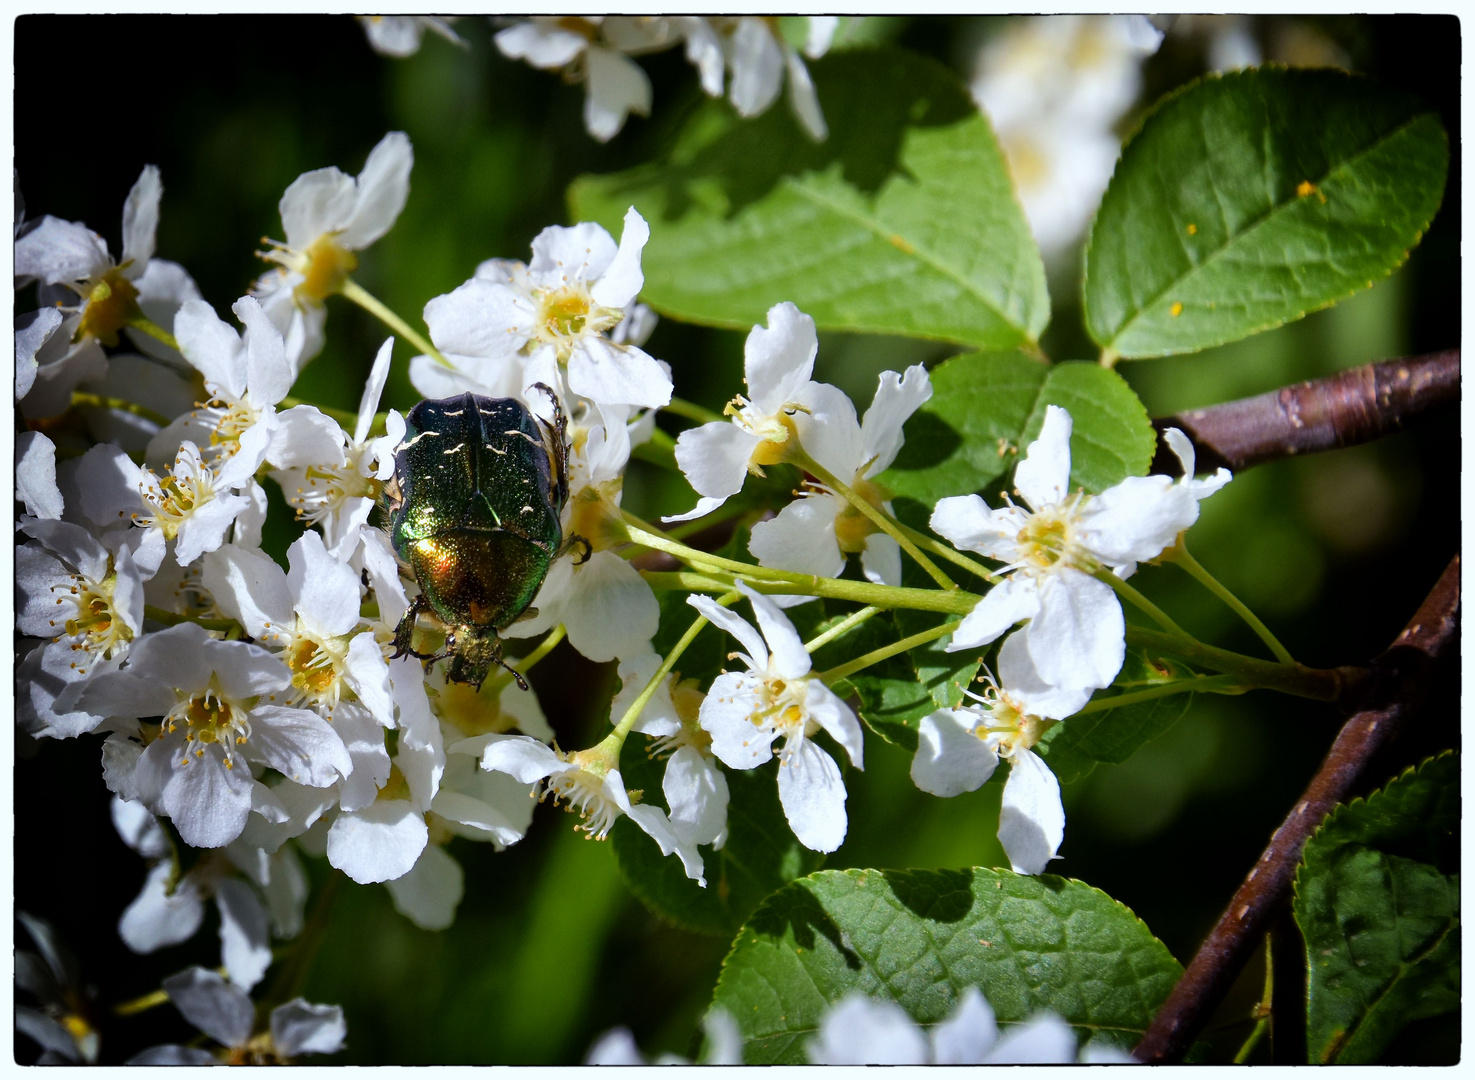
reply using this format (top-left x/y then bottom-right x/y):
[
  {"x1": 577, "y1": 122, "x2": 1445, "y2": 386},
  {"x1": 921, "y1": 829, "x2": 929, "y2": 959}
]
[{"x1": 14, "y1": 14, "x2": 1458, "y2": 1064}]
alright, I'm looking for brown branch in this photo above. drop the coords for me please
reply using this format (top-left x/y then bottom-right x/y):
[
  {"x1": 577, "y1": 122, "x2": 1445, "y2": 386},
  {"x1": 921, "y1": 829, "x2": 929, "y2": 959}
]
[
  {"x1": 1151, "y1": 350, "x2": 1459, "y2": 474},
  {"x1": 1133, "y1": 554, "x2": 1460, "y2": 1064}
]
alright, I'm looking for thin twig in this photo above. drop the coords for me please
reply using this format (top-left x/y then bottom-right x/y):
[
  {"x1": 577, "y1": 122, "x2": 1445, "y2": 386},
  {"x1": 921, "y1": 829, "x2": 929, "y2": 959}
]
[
  {"x1": 1151, "y1": 349, "x2": 1459, "y2": 474},
  {"x1": 1133, "y1": 554, "x2": 1460, "y2": 1063}
]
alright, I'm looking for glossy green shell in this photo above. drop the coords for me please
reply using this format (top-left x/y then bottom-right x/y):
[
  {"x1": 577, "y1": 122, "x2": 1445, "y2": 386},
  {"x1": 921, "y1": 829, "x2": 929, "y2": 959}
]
[{"x1": 389, "y1": 392, "x2": 564, "y2": 633}]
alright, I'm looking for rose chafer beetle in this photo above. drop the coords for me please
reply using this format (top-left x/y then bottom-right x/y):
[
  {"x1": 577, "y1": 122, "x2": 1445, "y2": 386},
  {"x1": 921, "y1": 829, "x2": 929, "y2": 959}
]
[{"x1": 385, "y1": 385, "x2": 586, "y2": 689}]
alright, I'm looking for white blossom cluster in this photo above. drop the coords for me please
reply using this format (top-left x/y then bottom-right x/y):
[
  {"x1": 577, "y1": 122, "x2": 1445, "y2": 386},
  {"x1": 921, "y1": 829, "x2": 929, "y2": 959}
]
[
  {"x1": 15, "y1": 121, "x2": 1229, "y2": 1041},
  {"x1": 360, "y1": 15, "x2": 837, "y2": 143}
]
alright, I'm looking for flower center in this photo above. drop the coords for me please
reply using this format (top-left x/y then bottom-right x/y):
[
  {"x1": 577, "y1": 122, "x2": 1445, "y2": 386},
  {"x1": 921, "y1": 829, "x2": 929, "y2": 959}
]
[
  {"x1": 567, "y1": 480, "x2": 624, "y2": 552},
  {"x1": 166, "y1": 683, "x2": 251, "y2": 768},
  {"x1": 535, "y1": 284, "x2": 622, "y2": 359},
  {"x1": 140, "y1": 449, "x2": 217, "y2": 540},
  {"x1": 294, "y1": 234, "x2": 358, "y2": 304},
  {"x1": 834, "y1": 474, "x2": 891, "y2": 554},
  {"x1": 428, "y1": 679, "x2": 517, "y2": 738},
  {"x1": 545, "y1": 752, "x2": 622, "y2": 838},
  {"x1": 972, "y1": 688, "x2": 1055, "y2": 758},
  {"x1": 287, "y1": 455, "x2": 379, "y2": 525},
  {"x1": 753, "y1": 674, "x2": 813, "y2": 738},
  {"x1": 75, "y1": 269, "x2": 141, "y2": 347},
  {"x1": 1014, "y1": 497, "x2": 1086, "y2": 572},
  {"x1": 58, "y1": 570, "x2": 133, "y2": 662},
  {"x1": 286, "y1": 629, "x2": 347, "y2": 711},
  {"x1": 727, "y1": 399, "x2": 800, "y2": 469}
]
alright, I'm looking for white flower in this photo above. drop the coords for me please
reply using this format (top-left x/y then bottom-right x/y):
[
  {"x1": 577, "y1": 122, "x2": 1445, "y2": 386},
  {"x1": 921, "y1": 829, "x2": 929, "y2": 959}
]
[
  {"x1": 16, "y1": 431, "x2": 63, "y2": 521},
  {"x1": 74, "y1": 622, "x2": 352, "y2": 850},
  {"x1": 667, "y1": 301, "x2": 820, "y2": 522},
  {"x1": 201, "y1": 532, "x2": 393, "y2": 725},
  {"x1": 358, "y1": 15, "x2": 460, "y2": 57},
  {"x1": 971, "y1": 15, "x2": 1163, "y2": 254},
  {"x1": 912, "y1": 672, "x2": 1064, "y2": 875},
  {"x1": 112, "y1": 797, "x2": 276, "y2": 992},
  {"x1": 150, "y1": 295, "x2": 294, "y2": 489},
  {"x1": 419, "y1": 208, "x2": 669, "y2": 410},
  {"x1": 254, "y1": 132, "x2": 413, "y2": 371},
  {"x1": 749, "y1": 364, "x2": 931, "y2": 585},
  {"x1": 691, "y1": 583, "x2": 863, "y2": 853},
  {"x1": 16, "y1": 518, "x2": 146, "y2": 737},
  {"x1": 930, "y1": 406, "x2": 1229, "y2": 718},
  {"x1": 269, "y1": 338, "x2": 406, "y2": 560},
  {"x1": 722, "y1": 16, "x2": 836, "y2": 141},
  {"x1": 586, "y1": 1009, "x2": 743, "y2": 1065},
  {"x1": 477, "y1": 733, "x2": 707, "y2": 885},
  {"x1": 495, "y1": 18, "x2": 653, "y2": 142},
  {"x1": 807, "y1": 986, "x2": 1124, "y2": 1064},
  {"x1": 15, "y1": 914, "x2": 99, "y2": 1065},
  {"x1": 128, "y1": 967, "x2": 345, "y2": 1065},
  {"x1": 76, "y1": 439, "x2": 249, "y2": 569}
]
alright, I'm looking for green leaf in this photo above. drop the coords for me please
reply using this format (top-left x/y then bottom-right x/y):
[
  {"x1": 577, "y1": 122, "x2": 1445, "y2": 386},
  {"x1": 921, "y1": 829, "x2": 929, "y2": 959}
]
[
  {"x1": 829, "y1": 604, "x2": 979, "y2": 754},
  {"x1": 1293, "y1": 752, "x2": 1459, "y2": 1064},
  {"x1": 711, "y1": 867, "x2": 1183, "y2": 1063},
  {"x1": 569, "y1": 47, "x2": 1048, "y2": 350},
  {"x1": 1035, "y1": 649, "x2": 1197, "y2": 785},
  {"x1": 612, "y1": 738, "x2": 824, "y2": 938},
  {"x1": 880, "y1": 352, "x2": 1155, "y2": 506},
  {"x1": 1085, "y1": 68, "x2": 1449, "y2": 358}
]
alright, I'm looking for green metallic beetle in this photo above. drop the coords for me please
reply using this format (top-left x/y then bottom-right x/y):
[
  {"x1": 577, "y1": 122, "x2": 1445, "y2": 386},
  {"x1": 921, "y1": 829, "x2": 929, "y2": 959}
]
[{"x1": 385, "y1": 386, "x2": 586, "y2": 689}]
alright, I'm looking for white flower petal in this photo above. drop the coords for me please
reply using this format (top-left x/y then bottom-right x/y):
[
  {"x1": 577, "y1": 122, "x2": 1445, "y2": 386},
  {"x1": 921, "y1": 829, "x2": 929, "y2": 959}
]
[
  {"x1": 590, "y1": 207, "x2": 649, "y2": 309},
  {"x1": 948, "y1": 575, "x2": 1042, "y2": 652},
  {"x1": 202, "y1": 544, "x2": 293, "y2": 640},
  {"x1": 566, "y1": 337, "x2": 672, "y2": 409},
  {"x1": 16, "y1": 431, "x2": 63, "y2": 521},
  {"x1": 807, "y1": 994, "x2": 927, "y2": 1065},
  {"x1": 495, "y1": 21, "x2": 587, "y2": 68},
  {"x1": 699, "y1": 673, "x2": 776, "y2": 769},
  {"x1": 745, "y1": 301, "x2": 818, "y2": 413},
  {"x1": 384, "y1": 843, "x2": 464, "y2": 931},
  {"x1": 279, "y1": 167, "x2": 356, "y2": 251},
  {"x1": 583, "y1": 46, "x2": 653, "y2": 141},
  {"x1": 792, "y1": 380, "x2": 862, "y2": 478},
  {"x1": 929, "y1": 495, "x2": 1022, "y2": 563},
  {"x1": 162, "y1": 747, "x2": 256, "y2": 849},
  {"x1": 738, "y1": 582, "x2": 811, "y2": 680},
  {"x1": 355, "y1": 337, "x2": 396, "y2": 444},
  {"x1": 806, "y1": 681, "x2": 864, "y2": 769},
  {"x1": 586, "y1": 1028, "x2": 646, "y2": 1065},
  {"x1": 748, "y1": 495, "x2": 844, "y2": 580},
  {"x1": 14, "y1": 215, "x2": 110, "y2": 284},
  {"x1": 1014, "y1": 405, "x2": 1073, "y2": 510},
  {"x1": 174, "y1": 298, "x2": 246, "y2": 399},
  {"x1": 270, "y1": 1000, "x2": 347, "y2": 1058},
  {"x1": 998, "y1": 749, "x2": 1065, "y2": 876},
  {"x1": 931, "y1": 986, "x2": 1000, "y2": 1064},
  {"x1": 118, "y1": 861, "x2": 204, "y2": 953},
  {"x1": 250, "y1": 706, "x2": 351, "y2": 789},
  {"x1": 860, "y1": 531, "x2": 903, "y2": 586},
  {"x1": 912, "y1": 708, "x2": 999, "y2": 797},
  {"x1": 727, "y1": 17, "x2": 785, "y2": 118},
  {"x1": 626, "y1": 801, "x2": 707, "y2": 886},
  {"x1": 778, "y1": 738, "x2": 847, "y2": 852},
  {"x1": 337, "y1": 131, "x2": 413, "y2": 250},
  {"x1": 785, "y1": 47, "x2": 828, "y2": 141},
  {"x1": 121, "y1": 164, "x2": 163, "y2": 271},
  {"x1": 478, "y1": 734, "x2": 561, "y2": 784},
  {"x1": 326, "y1": 799, "x2": 428, "y2": 884},
  {"x1": 982, "y1": 1011, "x2": 1077, "y2": 1064},
  {"x1": 287, "y1": 531, "x2": 361, "y2": 638},
  {"x1": 560, "y1": 551, "x2": 659, "y2": 662},
  {"x1": 1025, "y1": 570, "x2": 1124, "y2": 695},
  {"x1": 862, "y1": 364, "x2": 932, "y2": 475},
  {"x1": 670, "y1": 421, "x2": 761, "y2": 513},
  {"x1": 162, "y1": 967, "x2": 255, "y2": 1049},
  {"x1": 996, "y1": 631, "x2": 1094, "y2": 720},
  {"x1": 663, "y1": 745, "x2": 729, "y2": 848},
  {"x1": 215, "y1": 878, "x2": 271, "y2": 991}
]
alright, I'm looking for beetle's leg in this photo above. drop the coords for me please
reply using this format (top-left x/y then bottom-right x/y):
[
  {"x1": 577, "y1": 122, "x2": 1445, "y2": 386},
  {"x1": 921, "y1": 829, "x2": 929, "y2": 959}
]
[
  {"x1": 555, "y1": 532, "x2": 594, "y2": 566},
  {"x1": 529, "y1": 381, "x2": 570, "y2": 508},
  {"x1": 392, "y1": 596, "x2": 451, "y2": 662}
]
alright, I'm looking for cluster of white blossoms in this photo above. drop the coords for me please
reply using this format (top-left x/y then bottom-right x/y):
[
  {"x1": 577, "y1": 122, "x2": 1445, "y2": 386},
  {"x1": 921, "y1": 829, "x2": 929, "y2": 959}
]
[
  {"x1": 16, "y1": 114, "x2": 1231, "y2": 1062},
  {"x1": 360, "y1": 15, "x2": 837, "y2": 143},
  {"x1": 971, "y1": 15, "x2": 1164, "y2": 255},
  {"x1": 586, "y1": 986, "x2": 1132, "y2": 1065}
]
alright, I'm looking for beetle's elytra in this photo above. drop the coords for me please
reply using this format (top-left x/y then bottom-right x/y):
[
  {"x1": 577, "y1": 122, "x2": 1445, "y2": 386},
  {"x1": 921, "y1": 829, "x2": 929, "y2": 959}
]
[{"x1": 385, "y1": 386, "x2": 584, "y2": 689}]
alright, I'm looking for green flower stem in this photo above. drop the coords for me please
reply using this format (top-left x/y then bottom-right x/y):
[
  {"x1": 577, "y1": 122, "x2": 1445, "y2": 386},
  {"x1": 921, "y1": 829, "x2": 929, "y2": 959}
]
[
  {"x1": 1072, "y1": 674, "x2": 1245, "y2": 715},
  {"x1": 1094, "y1": 569, "x2": 1186, "y2": 635},
  {"x1": 804, "y1": 605, "x2": 881, "y2": 653},
  {"x1": 639, "y1": 568, "x2": 979, "y2": 616},
  {"x1": 114, "y1": 969, "x2": 228, "y2": 1016},
  {"x1": 609, "y1": 592, "x2": 740, "y2": 741},
  {"x1": 620, "y1": 511, "x2": 807, "y2": 585},
  {"x1": 340, "y1": 278, "x2": 450, "y2": 368},
  {"x1": 1125, "y1": 626, "x2": 1351, "y2": 702},
  {"x1": 123, "y1": 313, "x2": 180, "y2": 353},
  {"x1": 69, "y1": 391, "x2": 171, "y2": 428},
  {"x1": 818, "y1": 618, "x2": 963, "y2": 686},
  {"x1": 791, "y1": 446, "x2": 958, "y2": 592},
  {"x1": 894, "y1": 520, "x2": 999, "y2": 583},
  {"x1": 1167, "y1": 542, "x2": 1297, "y2": 665},
  {"x1": 280, "y1": 395, "x2": 360, "y2": 430},
  {"x1": 143, "y1": 605, "x2": 242, "y2": 635},
  {"x1": 662, "y1": 396, "x2": 725, "y2": 425}
]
